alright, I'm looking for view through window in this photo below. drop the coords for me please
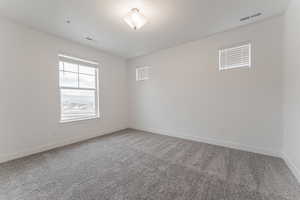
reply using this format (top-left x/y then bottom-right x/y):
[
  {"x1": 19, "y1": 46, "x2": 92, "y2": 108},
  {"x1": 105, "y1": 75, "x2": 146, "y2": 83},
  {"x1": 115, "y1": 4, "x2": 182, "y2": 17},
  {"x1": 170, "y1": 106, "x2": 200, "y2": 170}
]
[{"x1": 59, "y1": 55, "x2": 99, "y2": 122}]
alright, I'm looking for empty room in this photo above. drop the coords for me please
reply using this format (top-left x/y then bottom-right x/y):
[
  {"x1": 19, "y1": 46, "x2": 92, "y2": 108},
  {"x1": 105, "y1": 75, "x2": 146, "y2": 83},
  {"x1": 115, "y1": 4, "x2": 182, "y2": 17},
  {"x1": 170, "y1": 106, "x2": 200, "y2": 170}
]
[{"x1": 1, "y1": 0, "x2": 300, "y2": 199}]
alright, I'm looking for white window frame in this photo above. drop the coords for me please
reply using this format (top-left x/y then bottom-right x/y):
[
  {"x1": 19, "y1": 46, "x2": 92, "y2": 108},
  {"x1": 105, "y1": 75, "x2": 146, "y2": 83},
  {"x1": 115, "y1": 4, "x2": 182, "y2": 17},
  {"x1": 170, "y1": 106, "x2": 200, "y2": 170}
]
[
  {"x1": 219, "y1": 42, "x2": 252, "y2": 71},
  {"x1": 58, "y1": 54, "x2": 100, "y2": 123}
]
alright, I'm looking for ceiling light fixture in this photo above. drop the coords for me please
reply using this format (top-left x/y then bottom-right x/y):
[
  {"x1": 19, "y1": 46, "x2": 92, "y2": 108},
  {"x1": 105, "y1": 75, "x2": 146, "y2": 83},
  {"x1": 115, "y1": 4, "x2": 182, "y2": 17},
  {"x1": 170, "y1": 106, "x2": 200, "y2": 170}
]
[{"x1": 124, "y1": 8, "x2": 147, "y2": 30}]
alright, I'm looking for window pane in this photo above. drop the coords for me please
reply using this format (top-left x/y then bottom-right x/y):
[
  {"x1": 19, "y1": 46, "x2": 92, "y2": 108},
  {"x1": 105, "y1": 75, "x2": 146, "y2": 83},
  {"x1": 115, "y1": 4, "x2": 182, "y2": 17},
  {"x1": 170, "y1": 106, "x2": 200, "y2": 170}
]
[
  {"x1": 79, "y1": 74, "x2": 95, "y2": 88},
  {"x1": 63, "y1": 62, "x2": 78, "y2": 72},
  {"x1": 79, "y1": 65, "x2": 95, "y2": 75},
  {"x1": 60, "y1": 71, "x2": 78, "y2": 88},
  {"x1": 60, "y1": 89, "x2": 96, "y2": 121}
]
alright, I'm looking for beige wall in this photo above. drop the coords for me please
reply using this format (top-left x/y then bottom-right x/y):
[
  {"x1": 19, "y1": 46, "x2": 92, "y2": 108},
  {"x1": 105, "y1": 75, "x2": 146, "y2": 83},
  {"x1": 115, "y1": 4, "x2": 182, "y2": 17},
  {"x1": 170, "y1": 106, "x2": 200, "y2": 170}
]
[
  {"x1": 128, "y1": 16, "x2": 284, "y2": 156},
  {"x1": 0, "y1": 17, "x2": 128, "y2": 163}
]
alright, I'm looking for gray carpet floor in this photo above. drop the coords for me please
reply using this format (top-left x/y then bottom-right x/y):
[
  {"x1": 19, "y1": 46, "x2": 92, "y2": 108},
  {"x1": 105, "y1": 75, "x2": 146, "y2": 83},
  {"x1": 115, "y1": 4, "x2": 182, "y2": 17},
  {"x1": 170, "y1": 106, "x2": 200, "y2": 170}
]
[{"x1": 0, "y1": 129, "x2": 299, "y2": 200}]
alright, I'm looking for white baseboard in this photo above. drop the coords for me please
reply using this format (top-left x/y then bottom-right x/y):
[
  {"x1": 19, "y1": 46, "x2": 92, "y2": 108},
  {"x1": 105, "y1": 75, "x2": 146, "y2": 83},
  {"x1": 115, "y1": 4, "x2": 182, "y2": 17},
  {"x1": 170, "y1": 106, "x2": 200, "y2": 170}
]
[
  {"x1": 0, "y1": 127, "x2": 128, "y2": 164},
  {"x1": 281, "y1": 152, "x2": 300, "y2": 183},
  {"x1": 130, "y1": 126, "x2": 280, "y2": 157}
]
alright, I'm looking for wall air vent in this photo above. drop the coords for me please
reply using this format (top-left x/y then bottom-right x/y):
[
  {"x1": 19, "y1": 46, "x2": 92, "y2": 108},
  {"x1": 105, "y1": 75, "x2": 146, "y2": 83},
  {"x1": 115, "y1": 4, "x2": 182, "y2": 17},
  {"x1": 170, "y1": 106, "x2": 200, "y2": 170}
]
[
  {"x1": 136, "y1": 66, "x2": 150, "y2": 81},
  {"x1": 240, "y1": 13, "x2": 262, "y2": 22},
  {"x1": 219, "y1": 43, "x2": 251, "y2": 71}
]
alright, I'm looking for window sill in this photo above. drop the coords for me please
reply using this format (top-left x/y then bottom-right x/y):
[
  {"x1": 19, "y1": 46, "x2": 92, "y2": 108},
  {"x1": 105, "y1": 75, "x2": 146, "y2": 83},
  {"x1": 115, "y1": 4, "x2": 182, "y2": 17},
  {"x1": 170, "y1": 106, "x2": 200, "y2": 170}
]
[{"x1": 60, "y1": 116, "x2": 99, "y2": 124}]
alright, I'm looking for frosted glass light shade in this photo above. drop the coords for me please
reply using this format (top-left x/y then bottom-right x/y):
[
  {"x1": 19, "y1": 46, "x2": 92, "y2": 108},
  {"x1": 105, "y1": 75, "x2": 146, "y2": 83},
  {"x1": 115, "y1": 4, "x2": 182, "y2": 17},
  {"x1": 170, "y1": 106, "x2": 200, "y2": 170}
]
[{"x1": 124, "y1": 8, "x2": 147, "y2": 30}]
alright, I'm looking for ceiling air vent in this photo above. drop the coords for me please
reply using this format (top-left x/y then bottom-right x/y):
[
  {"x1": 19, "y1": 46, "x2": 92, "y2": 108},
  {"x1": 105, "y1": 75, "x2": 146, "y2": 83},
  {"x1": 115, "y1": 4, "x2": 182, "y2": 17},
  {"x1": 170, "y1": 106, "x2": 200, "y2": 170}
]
[
  {"x1": 85, "y1": 37, "x2": 93, "y2": 41},
  {"x1": 240, "y1": 13, "x2": 262, "y2": 22}
]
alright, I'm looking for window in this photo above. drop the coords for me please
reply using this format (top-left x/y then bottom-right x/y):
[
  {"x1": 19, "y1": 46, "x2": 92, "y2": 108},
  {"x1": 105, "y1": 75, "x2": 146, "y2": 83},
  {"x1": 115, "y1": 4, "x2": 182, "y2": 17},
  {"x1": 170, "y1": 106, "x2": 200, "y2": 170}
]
[
  {"x1": 59, "y1": 54, "x2": 99, "y2": 123},
  {"x1": 136, "y1": 66, "x2": 149, "y2": 81},
  {"x1": 219, "y1": 43, "x2": 251, "y2": 71}
]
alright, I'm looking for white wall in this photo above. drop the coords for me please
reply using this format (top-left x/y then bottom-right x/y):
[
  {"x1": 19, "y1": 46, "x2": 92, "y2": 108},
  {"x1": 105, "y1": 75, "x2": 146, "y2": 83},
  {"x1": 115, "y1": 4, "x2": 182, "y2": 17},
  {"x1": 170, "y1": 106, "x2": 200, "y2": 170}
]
[
  {"x1": 1, "y1": 9, "x2": 295, "y2": 171},
  {"x1": 128, "y1": 16, "x2": 284, "y2": 156},
  {"x1": 1, "y1": 5, "x2": 299, "y2": 182},
  {"x1": 0, "y1": 17, "x2": 128, "y2": 163},
  {"x1": 282, "y1": 0, "x2": 300, "y2": 182}
]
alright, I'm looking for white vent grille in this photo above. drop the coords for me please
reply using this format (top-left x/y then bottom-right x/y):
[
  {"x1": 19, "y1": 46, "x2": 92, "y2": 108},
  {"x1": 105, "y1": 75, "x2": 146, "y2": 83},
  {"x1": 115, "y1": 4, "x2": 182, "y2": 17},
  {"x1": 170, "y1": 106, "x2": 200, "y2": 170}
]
[
  {"x1": 136, "y1": 67, "x2": 149, "y2": 81},
  {"x1": 219, "y1": 43, "x2": 251, "y2": 71}
]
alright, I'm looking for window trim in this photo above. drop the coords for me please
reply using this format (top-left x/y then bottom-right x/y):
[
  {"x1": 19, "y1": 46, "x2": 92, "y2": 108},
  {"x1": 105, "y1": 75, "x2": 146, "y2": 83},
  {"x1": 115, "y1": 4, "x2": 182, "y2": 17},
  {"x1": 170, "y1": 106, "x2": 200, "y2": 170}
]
[
  {"x1": 218, "y1": 42, "x2": 252, "y2": 71},
  {"x1": 58, "y1": 54, "x2": 100, "y2": 123}
]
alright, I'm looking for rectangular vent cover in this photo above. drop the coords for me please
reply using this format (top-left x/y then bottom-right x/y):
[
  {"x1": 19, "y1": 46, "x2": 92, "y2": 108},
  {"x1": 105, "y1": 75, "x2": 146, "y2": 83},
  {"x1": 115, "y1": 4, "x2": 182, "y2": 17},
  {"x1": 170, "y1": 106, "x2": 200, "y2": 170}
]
[
  {"x1": 219, "y1": 43, "x2": 251, "y2": 71},
  {"x1": 240, "y1": 13, "x2": 262, "y2": 21},
  {"x1": 136, "y1": 67, "x2": 149, "y2": 81}
]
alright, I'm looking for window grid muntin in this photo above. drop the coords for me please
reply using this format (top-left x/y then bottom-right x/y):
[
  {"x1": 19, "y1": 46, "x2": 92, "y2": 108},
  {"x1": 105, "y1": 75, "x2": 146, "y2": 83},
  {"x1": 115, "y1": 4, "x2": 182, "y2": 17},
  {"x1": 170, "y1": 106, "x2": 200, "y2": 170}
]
[
  {"x1": 59, "y1": 59, "x2": 99, "y2": 123},
  {"x1": 59, "y1": 61, "x2": 97, "y2": 89}
]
